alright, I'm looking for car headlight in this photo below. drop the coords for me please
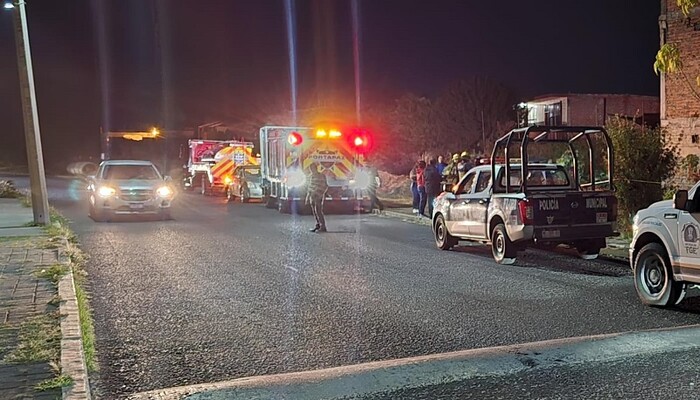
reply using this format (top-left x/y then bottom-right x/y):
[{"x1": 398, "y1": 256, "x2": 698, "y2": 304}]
[
  {"x1": 285, "y1": 170, "x2": 306, "y2": 188},
  {"x1": 97, "y1": 186, "x2": 116, "y2": 198},
  {"x1": 156, "y1": 186, "x2": 173, "y2": 198}
]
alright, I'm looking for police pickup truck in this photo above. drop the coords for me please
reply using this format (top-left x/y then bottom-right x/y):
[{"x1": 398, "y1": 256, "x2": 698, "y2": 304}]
[
  {"x1": 432, "y1": 126, "x2": 618, "y2": 264},
  {"x1": 629, "y1": 182, "x2": 700, "y2": 307}
]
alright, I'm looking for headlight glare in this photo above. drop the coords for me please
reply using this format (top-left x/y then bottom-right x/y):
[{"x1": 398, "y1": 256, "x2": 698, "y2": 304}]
[
  {"x1": 157, "y1": 186, "x2": 173, "y2": 197},
  {"x1": 98, "y1": 186, "x2": 116, "y2": 198}
]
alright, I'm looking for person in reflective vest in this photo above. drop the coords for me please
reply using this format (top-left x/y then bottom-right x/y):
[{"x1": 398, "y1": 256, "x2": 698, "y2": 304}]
[{"x1": 306, "y1": 163, "x2": 329, "y2": 233}]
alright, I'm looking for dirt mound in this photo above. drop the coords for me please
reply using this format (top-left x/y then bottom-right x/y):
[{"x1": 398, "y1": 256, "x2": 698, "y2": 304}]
[{"x1": 377, "y1": 170, "x2": 412, "y2": 199}]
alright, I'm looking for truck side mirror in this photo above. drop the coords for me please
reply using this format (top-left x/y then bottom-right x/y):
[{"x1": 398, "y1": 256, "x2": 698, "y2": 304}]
[{"x1": 674, "y1": 190, "x2": 688, "y2": 210}]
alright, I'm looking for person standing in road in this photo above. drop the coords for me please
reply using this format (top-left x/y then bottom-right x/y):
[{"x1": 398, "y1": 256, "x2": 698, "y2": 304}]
[
  {"x1": 423, "y1": 158, "x2": 442, "y2": 217},
  {"x1": 442, "y1": 153, "x2": 460, "y2": 190},
  {"x1": 306, "y1": 163, "x2": 328, "y2": 233},
  {"x1": 457, "y1": 151, "x2": 473, "y2": 180},
  {"x1": 409, "y1": 161, "x2": 420, "y2": 214},
  {"x1": 416, "y1": 160, "x2": 427, "y2": 216},
  {"x1": 436, "y1": 155, "x2": 447, "y2": 176},
  {"x1": 366, "y1": 162, "x2": 384, "y2": 212}
]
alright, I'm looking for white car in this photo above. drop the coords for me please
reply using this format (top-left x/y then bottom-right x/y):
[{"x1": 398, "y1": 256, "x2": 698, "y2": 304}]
[
  {"x1": 630, "y1": 181, "x2": 700, "y2": 307},
  {"x1": 87, "y1": 160, "x2": 175, "y2": 221},
  {"x1": 226, "y1": 165, "x2": 264, "y2": 203}
]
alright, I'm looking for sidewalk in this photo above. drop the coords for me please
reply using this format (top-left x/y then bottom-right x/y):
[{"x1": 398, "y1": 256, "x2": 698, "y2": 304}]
[
  {"x1": 0, "y1": 198, "x2": 90, "y2": 399},
  {"x1": 376, "y1": 207, "x2": 631, "y2": 261}
]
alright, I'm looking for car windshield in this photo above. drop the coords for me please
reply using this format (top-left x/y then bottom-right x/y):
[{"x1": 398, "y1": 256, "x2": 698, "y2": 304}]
[
  {"x1": 243, "y1": 168, "x2": 261, "y2": 182},
  {"x1": 103, "y1": 164, "x2": 160, "y2": 180}
]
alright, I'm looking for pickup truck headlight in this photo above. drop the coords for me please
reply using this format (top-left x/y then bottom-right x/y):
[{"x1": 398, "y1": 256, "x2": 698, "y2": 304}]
[
  {"x1": 97, "y1": 186, "x2": 116, "y2": 198},
  {"x1": 156, "y1": 186, "x2": 173, "y2": 198}
]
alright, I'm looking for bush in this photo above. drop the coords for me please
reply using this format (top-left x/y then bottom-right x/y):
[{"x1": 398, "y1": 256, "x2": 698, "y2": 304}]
[
  {"x1": 0, "y1": 180, "x2": 21, "y2": 198},
  {"x1": 606, "y1": 116, "x2": 678, "y2": 234}
]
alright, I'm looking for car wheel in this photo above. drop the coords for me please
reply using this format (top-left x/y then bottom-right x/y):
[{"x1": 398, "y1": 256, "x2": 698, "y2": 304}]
[
  {"x1": 240, "y1": 188, "x2": 250, "y2": 203},
  {"x1": 434, "y1": 215, "x2": 457, "y2": 250},
  {"x1": 491, "y1": 223, "x2": 516, "y2": 265},
  {"x1": 634, "y1": 242, "x2": 687, "y2": 307}
]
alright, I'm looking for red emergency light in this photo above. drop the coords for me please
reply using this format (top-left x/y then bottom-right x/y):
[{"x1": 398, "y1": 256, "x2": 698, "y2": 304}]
[
  {"x1": 349, "y1": 128, "x2": 372, "y2": 153},
  {"x1": 288, "y1": 131, "x2": 303, "y2": 146}
]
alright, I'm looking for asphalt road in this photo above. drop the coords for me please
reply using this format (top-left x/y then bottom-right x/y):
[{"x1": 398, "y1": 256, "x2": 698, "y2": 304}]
[{"x1": 7, "y1": 176, "x2": 700, "y2": 399}]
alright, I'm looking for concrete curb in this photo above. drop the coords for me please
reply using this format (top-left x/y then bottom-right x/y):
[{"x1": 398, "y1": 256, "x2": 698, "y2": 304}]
[
  {"x1": 58, "y1": 244, "x2": 91, "y2": 400},
  {"x1": 127, "y1": 324, "x2": 700, "y2": 400},
  {"x1": 375, "y1": 209, "x2": 431, "y2": 226}
]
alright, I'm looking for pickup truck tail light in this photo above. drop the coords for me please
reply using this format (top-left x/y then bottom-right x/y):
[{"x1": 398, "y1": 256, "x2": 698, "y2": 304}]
[{"x1": 518, "y1": 199, "x2": 533, "y2": 225}]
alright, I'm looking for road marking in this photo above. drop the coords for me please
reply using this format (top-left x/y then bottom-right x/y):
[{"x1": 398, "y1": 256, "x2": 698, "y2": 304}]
[
  {"x1": 128, "y1": 324, "x2": 700, "y2": 400},
  {"x1": 285, "y1": 265, "x2": 298, "y2": 272}
]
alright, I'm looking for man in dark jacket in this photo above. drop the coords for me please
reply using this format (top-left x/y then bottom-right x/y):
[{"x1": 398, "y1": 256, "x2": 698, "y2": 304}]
[
  {"x1": 423, "y1": 159, "x2": 442, "y2": 217},
  {"x1": 306, "y1": 163, "x2": 328, "y2": 232}
]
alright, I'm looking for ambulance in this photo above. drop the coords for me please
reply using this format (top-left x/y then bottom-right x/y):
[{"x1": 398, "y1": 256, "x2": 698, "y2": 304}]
[
  {"x1": 259, "y1": 125, "x2": 372, "y2": 213},
  {"x1": 183, "y1": 139, "x2": 259, "y2": 195}
]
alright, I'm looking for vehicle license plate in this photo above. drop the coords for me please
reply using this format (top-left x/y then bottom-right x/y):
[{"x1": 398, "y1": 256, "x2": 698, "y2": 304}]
[
  {"x1": 129, "y1": 203, "x2": 144, "y2": 209},
  {"x1": 542, "y1": 229, "x2": 560, "y2": 239},
  {"x1": 596, "y1": 212, "x2": 608, "y2": 223}
]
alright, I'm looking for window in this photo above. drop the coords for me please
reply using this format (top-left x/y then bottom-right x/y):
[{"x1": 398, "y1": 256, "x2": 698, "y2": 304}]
[
  {"x1": 102, "y1": 165, "x2": 160, "y2": 180},
  {"x1": 456, "y1": 173, "x2": 476, "y2": 195},
  {"x1": 692, "y1": 135, "x2": 699, "y2": 144},
  {"x1": 475, "y1": 171, "x2": 492, "y2": 193},
  {"x1": 544, "y1": 101, "x2": 562, "y2": 125},
  {"x1": 499, "y1": 167, "x2": 570, "y2": 188}
]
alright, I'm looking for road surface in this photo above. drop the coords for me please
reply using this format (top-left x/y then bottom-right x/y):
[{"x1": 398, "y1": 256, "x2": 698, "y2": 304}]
[{"x1": 6, "y1": 175, "x2": 700, "y2": 399}]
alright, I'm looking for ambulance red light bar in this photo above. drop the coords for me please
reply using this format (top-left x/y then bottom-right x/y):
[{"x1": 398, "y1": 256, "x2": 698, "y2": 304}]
[
  {"x1": 288, "y1": 131, "x2": 303, "y2": 146},
  {"x1": 349, "y1": 128, "x2": 372, "y2": 153}
]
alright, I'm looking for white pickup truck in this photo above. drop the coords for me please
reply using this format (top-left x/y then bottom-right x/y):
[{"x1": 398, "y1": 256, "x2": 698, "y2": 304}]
[{"x1": 630, "y1": 182, "x2": 700, "y2": 307}]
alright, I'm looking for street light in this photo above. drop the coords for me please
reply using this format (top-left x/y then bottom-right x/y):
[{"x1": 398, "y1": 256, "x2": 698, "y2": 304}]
[{"x1": 6, "y1": 0, "x2": 51, "y2": 225}]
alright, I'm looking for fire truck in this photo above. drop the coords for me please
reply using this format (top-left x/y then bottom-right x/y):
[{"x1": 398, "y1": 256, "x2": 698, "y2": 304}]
[
  {"x1": 259, "y1": 125, "x2": 372, "y2": 213},
  {"x1": 183, "y1": 139, "x2": 258, "y2": 195}
]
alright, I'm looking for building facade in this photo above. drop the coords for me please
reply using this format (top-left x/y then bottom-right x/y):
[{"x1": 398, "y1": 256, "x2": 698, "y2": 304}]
[
  {"x1": 660, "y1": 0, "x2": 700, "y2": 158},
  {"x1": 524, "y1": 94, "x2": 660, "y2": 127}
]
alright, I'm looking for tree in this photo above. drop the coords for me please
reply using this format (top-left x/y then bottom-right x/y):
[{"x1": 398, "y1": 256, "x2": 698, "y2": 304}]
[
  {"x1": 365, "y1": 94, "x2": 434, "y2": 174},
  {"x1": 433, "y1": 78, "x2": 517, "y2": 155},
  {"x1": 606, "y1": 116, "x2": 678, "y2": 232},
  {"x1": 654, "y1": 0, "x2": 700, "y2": 101}
]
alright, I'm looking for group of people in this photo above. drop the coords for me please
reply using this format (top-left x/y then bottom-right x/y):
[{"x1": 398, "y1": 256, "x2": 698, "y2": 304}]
[{"x1": 409, "y1": 151, "x2": 477, "y2": 217}]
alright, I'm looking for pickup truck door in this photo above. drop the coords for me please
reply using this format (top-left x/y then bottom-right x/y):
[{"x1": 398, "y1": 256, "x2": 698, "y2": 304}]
[
  {"x1": 449, "y1": 172, "x2": 476, "y2": 235},
  {"x1": 676, "y1": 205, "x2": 700, "y2": 275},
  {"x1": 466, "y1": 170, "x2": 492, "y2": 238}
]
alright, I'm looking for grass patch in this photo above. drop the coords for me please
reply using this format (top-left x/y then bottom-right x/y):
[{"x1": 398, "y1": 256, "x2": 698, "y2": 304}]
[
  {"x1": 23, "y1": 221, "x2": 41, "y2": 227},
  {"x1": 46, "y1": 208, "x2": 97, "y2": 372},
  {"x1": 20, "y1": 195, "x2": 32, "y2": 208},
  {"x1": 4, "y1": 314, "x2": 60, "y2": 364},
  {"x1": 74, "y1": 277, "x2": 97, "y2": 372},
  {"x1": 34, "y1": 264, "x2": 70, "y2": 286},
  {"x1": 35, "y1": 374, "x2": 73, "y2": 391}
]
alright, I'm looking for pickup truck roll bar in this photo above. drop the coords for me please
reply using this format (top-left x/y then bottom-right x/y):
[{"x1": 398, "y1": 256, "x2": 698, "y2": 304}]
[{"x1": 490, "y1": 125, "x2": 615, "y2": 194}]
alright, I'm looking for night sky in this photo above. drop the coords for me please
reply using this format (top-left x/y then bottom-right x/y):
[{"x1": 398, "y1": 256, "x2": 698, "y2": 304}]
[{"x1": 0, "y1": 0, "x2": 660, "y2": 168}]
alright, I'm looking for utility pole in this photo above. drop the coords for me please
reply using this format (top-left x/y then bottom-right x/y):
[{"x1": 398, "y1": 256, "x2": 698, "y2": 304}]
[{"x1": 11, "y1": 0, "x2": 50, "y2": 225}]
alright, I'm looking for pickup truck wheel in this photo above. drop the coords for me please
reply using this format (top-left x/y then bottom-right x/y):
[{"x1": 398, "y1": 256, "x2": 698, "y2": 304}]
[
  {"x1": 491, "y1": 223, "x2": 516, "y2": 265},
  {"x1": 434, "y1": 215, "x2": 457, "y2": 250},
  {"x1": 226, "y1": 186, "x2": 234, "y2": 202},
  {"x1": 634, "y1": 243, "x2": 687, "y2": 307}
]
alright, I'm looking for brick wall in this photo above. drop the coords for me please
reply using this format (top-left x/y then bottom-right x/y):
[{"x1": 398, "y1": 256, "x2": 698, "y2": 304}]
[
  {"x1": 567, "y1": 95, "x2": 660, "y2": 126},
  {"x1": 662, "y1": 1, "x2": 700, "y2": 159}
]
